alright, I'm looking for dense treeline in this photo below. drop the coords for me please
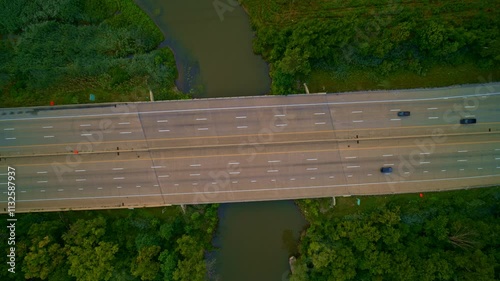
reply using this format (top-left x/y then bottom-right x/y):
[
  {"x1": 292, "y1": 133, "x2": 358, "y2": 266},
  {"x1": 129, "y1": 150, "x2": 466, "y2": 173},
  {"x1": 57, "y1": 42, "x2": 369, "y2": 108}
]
[
  {"x1": 290, "y1": 187, "x2": 500, "y2": 280},
  {"x1": 240, "y1": 0, "x2": 500, "y2": 94},
  {"x1": 0, "y1": 0, "x2": 187, "y2": 107},
  {"x1": 0, "y1": 205, "x2": 218, "y2": 281}
]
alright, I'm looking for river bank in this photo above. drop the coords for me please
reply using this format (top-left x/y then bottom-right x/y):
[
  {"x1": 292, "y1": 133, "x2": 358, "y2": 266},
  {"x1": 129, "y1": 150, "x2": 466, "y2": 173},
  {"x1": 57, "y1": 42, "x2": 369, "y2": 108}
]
[{"x1": 135, "y1": 0, "x2": 271, "y2": 98}]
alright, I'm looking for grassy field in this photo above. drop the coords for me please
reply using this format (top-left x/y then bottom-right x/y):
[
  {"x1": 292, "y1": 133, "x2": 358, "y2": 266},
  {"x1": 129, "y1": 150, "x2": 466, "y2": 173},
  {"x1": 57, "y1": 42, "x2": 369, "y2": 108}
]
[
  {"x1": 297, "y1": 185, "x2": 499, "y2": 220},
  {"x1": 308, "y1": 63, "x2": 500, "y2": 93}
]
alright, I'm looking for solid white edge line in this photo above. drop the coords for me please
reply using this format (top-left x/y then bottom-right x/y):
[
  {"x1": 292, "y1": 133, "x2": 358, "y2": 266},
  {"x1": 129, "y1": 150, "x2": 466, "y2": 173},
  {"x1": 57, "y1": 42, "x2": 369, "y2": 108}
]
[
  {"x1": 3, "y1": 92, "x2": 500, "y2": 122},
  {"x1": 8, "y1": 174, "x2": 500, "y2": 203}
]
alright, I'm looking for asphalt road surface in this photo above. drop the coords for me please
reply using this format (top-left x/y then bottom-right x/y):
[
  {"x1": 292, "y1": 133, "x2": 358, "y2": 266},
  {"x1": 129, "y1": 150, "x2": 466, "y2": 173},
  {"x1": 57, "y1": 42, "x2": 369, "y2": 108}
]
[{"x1": 1, "y1": 83, "x2": 499, "y2": 213}]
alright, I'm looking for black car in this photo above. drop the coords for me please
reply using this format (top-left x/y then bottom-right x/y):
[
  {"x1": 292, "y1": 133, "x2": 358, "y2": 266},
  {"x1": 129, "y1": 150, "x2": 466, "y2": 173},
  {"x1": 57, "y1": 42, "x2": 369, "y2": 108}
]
[
  {"x1": 380, "y1": 167, "x2": 393, "y2": 174},
  {"x1": 397, "y1": 111, "x2": 410, "y2": 117},
  {"x1": 460, "y1": 118, "x2": 477, "y2": 124}
]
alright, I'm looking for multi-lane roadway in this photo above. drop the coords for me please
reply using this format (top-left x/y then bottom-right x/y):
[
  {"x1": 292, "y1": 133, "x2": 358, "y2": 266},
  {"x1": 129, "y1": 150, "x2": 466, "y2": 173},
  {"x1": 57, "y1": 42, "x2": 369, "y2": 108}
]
[{"x1": 1, "y1": 83, "x2": 499, "y2": 213}]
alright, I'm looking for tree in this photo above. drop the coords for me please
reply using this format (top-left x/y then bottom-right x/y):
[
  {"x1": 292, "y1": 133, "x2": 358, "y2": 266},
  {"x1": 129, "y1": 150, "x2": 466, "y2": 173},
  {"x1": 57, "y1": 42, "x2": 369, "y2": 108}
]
[
  {"x1": 172, "y1": 235, "x2": 206, "y2": 281},
  {"x1": 159, "y1": 250, "x2": 178, "y2": 281},
  {"x1": 22, "y1": 221, "x2": 67, "y2": 280},
  {"x1": 131, "y1": 245, "x2": 161, "y2": 281},
  {"x1": 62, "y1": 217, "x2": 119, "y2": 281}
]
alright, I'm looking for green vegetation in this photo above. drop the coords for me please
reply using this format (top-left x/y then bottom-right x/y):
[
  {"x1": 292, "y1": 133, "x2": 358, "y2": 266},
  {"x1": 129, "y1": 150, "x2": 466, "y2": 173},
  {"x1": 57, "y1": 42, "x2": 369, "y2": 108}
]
[
  {"x1": 0, "y1": 205, "x2": 218, "y2": 281},
  {"x1": 291, "y1": 187, "x2": 500, "y2": 280},
  {"x1": 0, "y1": 0, "x2": 188, "y2": 108},
  {"x1": 240, "y1": 0, "x2": 500, "y2": 94}
]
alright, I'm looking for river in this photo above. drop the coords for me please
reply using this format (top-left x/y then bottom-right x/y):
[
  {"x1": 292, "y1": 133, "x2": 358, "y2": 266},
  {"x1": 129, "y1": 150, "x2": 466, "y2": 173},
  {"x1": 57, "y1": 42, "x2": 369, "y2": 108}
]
[
  {"x1": 135, "y1": 1, "x2": 305, "y2": 279},
  {"x1": 212, "y1": 201, "x2": 307, "y2": 281},
  {"x1": 135, "y1": 0, "x2": 271, "y2": 98}
]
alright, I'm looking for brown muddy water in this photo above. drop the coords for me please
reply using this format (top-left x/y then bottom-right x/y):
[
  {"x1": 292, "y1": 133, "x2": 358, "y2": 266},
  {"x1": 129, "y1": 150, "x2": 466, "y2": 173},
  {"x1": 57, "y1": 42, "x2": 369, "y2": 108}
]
[
  {"x1": 135, "y1": 0, "x2": 271, "y2": 98},
  {"x1": 135, "y1": 1, "x2": 304, "y2": 280},
  {"x1": 211, "y1": 201, "x2": 307, "y2": 281}
]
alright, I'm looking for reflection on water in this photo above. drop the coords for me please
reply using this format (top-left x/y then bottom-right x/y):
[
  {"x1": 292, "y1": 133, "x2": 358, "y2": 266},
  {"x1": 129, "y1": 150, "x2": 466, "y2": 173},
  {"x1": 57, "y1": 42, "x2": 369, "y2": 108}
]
[
  {"x1": 212, "y1": 201, "x2": 307, "y2": 281},
  {"x1": 136, "y1": 0, "x2": 271, "y2": 98}
]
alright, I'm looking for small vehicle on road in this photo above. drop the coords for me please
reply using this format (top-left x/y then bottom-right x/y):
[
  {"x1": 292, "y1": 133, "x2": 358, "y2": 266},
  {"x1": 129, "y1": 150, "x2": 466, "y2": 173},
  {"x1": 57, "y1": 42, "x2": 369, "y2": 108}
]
[
  {"x1": 380, "y1": 167, "x2": 393, "y2": 174},
  {"x1": 460, "y1": 118, "x2": 477, "y2": 124},
  {"x1": 397, "y1": 111, "x2": 411, "y2": 117}
]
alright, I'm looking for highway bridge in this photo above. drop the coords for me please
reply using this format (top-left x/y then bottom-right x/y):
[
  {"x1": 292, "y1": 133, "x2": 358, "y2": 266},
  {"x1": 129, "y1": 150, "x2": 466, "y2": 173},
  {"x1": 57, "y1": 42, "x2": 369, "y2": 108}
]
[{"x1": 1, "y1": 83, "x2": 499, "y2": 213}]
